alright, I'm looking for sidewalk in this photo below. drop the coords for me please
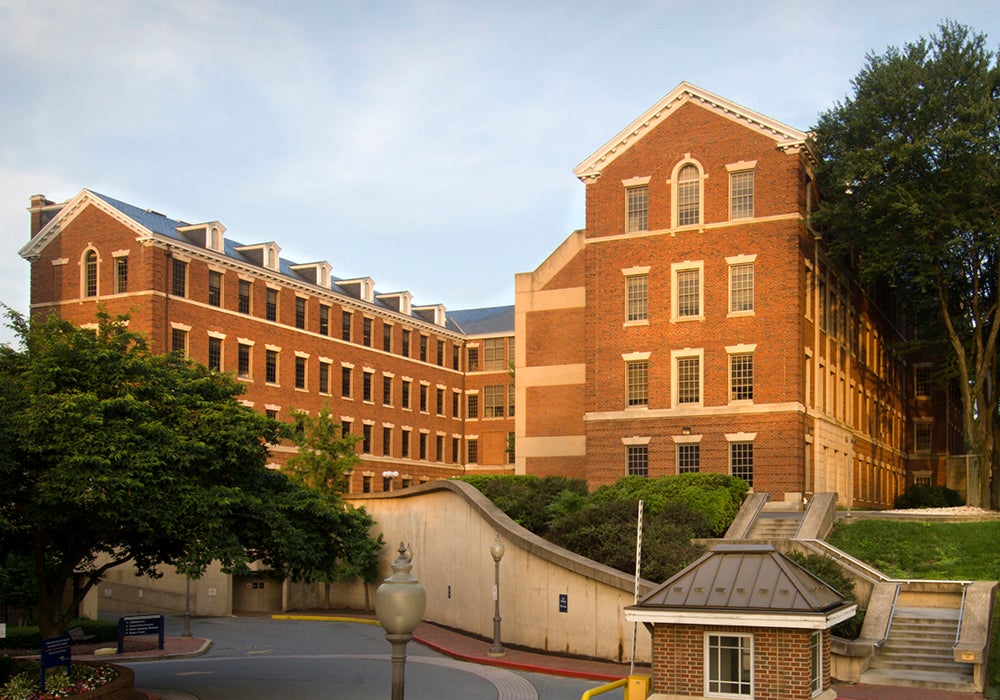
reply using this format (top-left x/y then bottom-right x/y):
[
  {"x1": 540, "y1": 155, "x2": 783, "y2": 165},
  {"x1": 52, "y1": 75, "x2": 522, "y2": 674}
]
[{"x1": 96, "y1": 613, "x2": 985, "y2": 700}]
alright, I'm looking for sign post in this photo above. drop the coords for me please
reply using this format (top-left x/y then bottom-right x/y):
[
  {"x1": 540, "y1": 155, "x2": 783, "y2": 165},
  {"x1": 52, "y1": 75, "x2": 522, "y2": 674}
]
[
  {"x1": 40, "y1": 635, "x2": 71, "y2": 692},
  {"x1": 117, "y1": 614, "x2": 165, "y2": 654}
]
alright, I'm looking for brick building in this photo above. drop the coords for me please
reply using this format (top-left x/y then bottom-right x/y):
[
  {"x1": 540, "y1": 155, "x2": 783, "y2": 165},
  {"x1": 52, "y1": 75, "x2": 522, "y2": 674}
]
[
  {"x1": 20, "y1": 190, "x2": 515, "y2": 492},
  {"x1": 514, "y1": 82, "x2": 939, "y2": 509}
]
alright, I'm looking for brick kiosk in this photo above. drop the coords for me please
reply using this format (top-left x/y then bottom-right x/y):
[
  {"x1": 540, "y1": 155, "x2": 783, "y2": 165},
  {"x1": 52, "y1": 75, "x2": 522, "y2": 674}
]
[{"x1": 625, "y1": 544, "x2": 856, "y2": 700}]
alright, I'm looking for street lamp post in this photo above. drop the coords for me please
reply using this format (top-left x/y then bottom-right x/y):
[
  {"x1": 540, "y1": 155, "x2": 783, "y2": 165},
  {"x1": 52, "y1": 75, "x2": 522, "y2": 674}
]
[
  {"x1": 181, "y1": 575, "x2": 192, "y2": 638},
  {"x1": 488, "y1": 535, "x2": 505, "y2": 657},
  {"x1": 375, "y1": 542, "x2": 426, "y2": 700}
]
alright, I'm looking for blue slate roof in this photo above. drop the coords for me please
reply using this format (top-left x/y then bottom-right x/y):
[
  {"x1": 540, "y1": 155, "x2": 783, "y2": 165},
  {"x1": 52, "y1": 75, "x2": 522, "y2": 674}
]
[{"x1": 88, "y1": 190, "x2": 512, "y2": 336}]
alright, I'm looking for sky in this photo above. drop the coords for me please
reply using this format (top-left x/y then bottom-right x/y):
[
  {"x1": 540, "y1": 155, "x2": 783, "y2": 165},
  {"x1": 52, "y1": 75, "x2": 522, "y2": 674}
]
[{"x1": 1, "y1": 0, "x2": 998, "y2": 347}]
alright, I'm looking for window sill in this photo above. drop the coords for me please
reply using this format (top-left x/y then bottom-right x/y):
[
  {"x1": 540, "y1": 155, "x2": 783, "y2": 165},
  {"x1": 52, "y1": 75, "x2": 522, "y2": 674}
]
[
  {"x1": 727, "y1": 310, "x2": 755, "y2": 319},
  {"x1": 623, "y1": 320, "x2": 649, "y2": 327},
  {"x1": 671, "y1": 315, "x2": 705, "y2": 323}
]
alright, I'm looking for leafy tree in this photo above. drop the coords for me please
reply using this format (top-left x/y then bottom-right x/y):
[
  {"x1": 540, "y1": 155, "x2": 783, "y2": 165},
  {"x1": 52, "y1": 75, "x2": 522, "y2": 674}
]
[
  {"x1": 0, "y1": 310, "x2": 380, "y2": 637},
  {"x1": 457, "y1": 475, "x2": 588, "y2": 534},
  {"x1": 286, "y1": 406, "x2": 360, "y2": 493},
  {"x1": 811, "y1": 21, "x2": 1000, "y2": 506}
]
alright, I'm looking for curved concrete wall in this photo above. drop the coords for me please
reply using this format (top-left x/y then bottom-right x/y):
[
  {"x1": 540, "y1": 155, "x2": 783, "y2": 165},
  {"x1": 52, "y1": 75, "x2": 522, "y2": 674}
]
[{"x1": 345, "y1": 480, "x2": 653, "y2": 664}]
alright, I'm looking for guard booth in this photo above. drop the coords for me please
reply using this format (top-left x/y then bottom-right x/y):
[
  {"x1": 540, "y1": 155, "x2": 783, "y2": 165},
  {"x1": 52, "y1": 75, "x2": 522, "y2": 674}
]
[{"x1": 625, "y1": 544, "x2": 856, "y2": 700}]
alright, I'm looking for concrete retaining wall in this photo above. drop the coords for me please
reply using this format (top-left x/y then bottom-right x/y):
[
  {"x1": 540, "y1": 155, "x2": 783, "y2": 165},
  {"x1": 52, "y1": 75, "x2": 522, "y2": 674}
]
[{"x1": 340, "y1": 480, "x2": 654, "y2": 664}]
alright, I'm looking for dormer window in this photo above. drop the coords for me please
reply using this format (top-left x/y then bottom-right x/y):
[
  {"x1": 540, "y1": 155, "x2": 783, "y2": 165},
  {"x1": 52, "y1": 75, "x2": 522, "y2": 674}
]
[
  {"x1": 235, "y1": 243, "x2": 281, "y2": 271},
  {"x1": 338, "y1": 278, "x2": 375, "y2": 303},
  {"x1": 290, "y1": 261, "x2": 332, "y2": 287},
  {"x1": 177, "y1": 222, "x2": 226, "y2": 252},
  {"x1": 376, "y1": 291, "x2": 413, "y2": 315}
]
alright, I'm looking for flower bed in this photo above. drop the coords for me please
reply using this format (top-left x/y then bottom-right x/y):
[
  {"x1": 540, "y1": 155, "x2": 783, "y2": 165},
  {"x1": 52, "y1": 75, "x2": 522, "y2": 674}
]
[{"x1": 0, "y1": 662, "x2": 134, "y2": 700}]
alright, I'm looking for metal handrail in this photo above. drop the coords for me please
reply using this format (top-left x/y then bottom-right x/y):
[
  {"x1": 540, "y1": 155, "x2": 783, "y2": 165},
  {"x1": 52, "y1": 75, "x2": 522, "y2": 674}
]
[
  {"x1": 954, "y1": 582, "x2": 969, "y2": 646},
  {"x1": 880, "y1": 583, "x2": 902, "y2": 647},
  {"x1": 580, "y1": 678, "x2": 628, "y2": 700}
]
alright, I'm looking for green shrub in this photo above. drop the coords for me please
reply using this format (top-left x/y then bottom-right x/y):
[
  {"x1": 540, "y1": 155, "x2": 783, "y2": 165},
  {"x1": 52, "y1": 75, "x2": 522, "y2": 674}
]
[
  {"x1": 589, "y1": 473, "x2": 749, "y2": 535},
  {"x1": 457, "y1": 475, "x2": 588, "y2": 534},
  {"x1": 547, "y1": 499, "x2": 710, "y2": 582},
  {"x1": 0, "y1": 618, "x2": 118, "y2": 650},
  {"x1": 785, "y1": 550, "x2": 864, "y2": 639},
  {"x1": 894, "y1": 484, "x2": 964, "y2": 509}
]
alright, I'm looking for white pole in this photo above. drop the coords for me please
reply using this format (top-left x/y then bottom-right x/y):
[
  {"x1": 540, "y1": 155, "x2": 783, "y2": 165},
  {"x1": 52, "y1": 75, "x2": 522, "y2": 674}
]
[{"x1": 630, "y1": 500, "x2": 643, "y2": 674}]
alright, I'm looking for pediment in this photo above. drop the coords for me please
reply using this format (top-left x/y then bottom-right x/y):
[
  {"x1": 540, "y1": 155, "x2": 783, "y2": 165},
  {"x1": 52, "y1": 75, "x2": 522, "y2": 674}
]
[{"x1": 573, "y1": 82, "x2": 810, "y2": 182}]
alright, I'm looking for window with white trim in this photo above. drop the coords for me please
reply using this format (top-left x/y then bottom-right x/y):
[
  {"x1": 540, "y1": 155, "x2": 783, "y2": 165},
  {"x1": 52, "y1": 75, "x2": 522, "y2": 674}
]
[
  {"x1": 730, "y1": 352, "x2": 754, "y2": 402},
  {"x1": 810, "y1": 630, "x2": 822, "y2": 695},
  {"x1": 729, "y1": 169, "x2": 754, "y2": 220},
  {"x1": 915, "y1": 365, "x2": 932, "y2": 398},
  {"x1": 114, "y1": 256, "x2": 128, "y2": 294},
  {"x1": 915, "y1": 421, "x2": 932, "y2": 452},
  {"x1": 483, "y1": 385, "x2": 505, "y2": 418},
  {"x1": 484, "y1": 338, "x2": 505, "y2": 371},
  {"x1": 626, "y1": 360, "x2": 649, "y2": 407},
  {"x1": 238, "y1": 280, "x2": 252, "y2": 314},
  {"x1": 672, "y1": 262, "x2": 703, "y2": 320},
  {"x1": 467, "y1": 393, "x2": 479, "y2": 419},
  {"x1": 672, "y1": 351, "x2": 702, "y2": 406},
  {"x1": 626, "y1": 445, "x2": 648, "y2": 477},
  {"x1": 171, "y1": 258, "x2": 187, "y2": 297},
  {"x1": 265, "y1": 349, "x2": 278, "y2": 384},
  {"x1": 265, "y1": 287, "x2": 278, "y2": 322},
  {"x1": 730, "y1": 441, "x2": 754, "y2": 487},
  {"x1": 208, "y1": 336, "x2": 222, "y2": 372},
  {"x1": 626, "y1": 274, "x2": 648, "y2": 322},
  {"x1": 209, "y1": 271, "x2": 223, "y2": 307},
  {"x1": 626, "y1": 185, "x2": 648, "y2": 232},
  {"x1": 82, "y1": 250, "x2": 99, "y2": 297},
  {"x1": 318, "y1": 360, "x2": 330, "y2": 394},
  {"x1": 676, "y1": 163, "x2": 701, "y2": 227},
  {"x1": 677, "y1": 443, "x2": 700, "y2": 473},
  {"x1": 729, "y1": 262, "x2": 754, "y2": 314},
  {"x1": 705, "y1": 633, "x2": 752, "y2": 698},
  {"x1": 295, "y1": 356, "x2": 307, "y2": 390},
  {"x1": 237, "y1": 343, "x2": 251, "y2": 379}
]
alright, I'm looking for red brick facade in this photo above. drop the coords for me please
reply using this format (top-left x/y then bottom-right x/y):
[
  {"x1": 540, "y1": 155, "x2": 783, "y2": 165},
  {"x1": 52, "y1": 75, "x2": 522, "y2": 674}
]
[
  {"x1": 650, "y1": 624, "x2": 830, "y2": 699},
  {"x1": 22, "y1": 193, "x2": 514, "y2": 493},
  {"x1": 516, "y1": 83, "x2": 911, "y2": 508}
]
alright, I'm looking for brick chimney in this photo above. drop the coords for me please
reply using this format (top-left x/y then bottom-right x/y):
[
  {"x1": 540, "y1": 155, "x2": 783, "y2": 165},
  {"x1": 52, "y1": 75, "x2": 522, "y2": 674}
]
[{"x1": 28, "y1": 194, "x2": 59, "y2": 238}]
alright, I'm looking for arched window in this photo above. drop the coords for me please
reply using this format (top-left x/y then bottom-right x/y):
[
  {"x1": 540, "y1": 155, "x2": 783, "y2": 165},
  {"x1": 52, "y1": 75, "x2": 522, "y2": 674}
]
[
  {"x1": 676, "y1": 164, "x2": 701, "y2": 226},
  {"x1": 83, "y1": 249, "x2": 98, "y2": 297}
]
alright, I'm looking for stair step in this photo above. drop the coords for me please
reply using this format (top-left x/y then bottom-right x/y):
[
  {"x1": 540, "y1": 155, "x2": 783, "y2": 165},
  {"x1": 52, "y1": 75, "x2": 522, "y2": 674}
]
[
  {"x1": 869, "y1": 656, "x2": 969, "y2": 673},
  {"x1": 860, "y1": 668, "x2": 976, "y2": 693}
]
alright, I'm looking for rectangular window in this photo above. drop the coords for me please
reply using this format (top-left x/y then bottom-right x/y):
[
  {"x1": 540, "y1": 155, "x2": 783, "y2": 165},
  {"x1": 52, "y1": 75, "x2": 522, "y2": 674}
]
[
  {"x1": 730, "y1": 170, "x2": 754, "y2": 220},
  {"x1": 362, "y1": 424, "x2": 372, "y2": 454},
  {"x1": 676, "y1": 268, "x2": 700, "y2": 318},
  {"x1": 626, "y1": 185, "x2": 648, "y2": 233},
  {"x1": 363, "y1": 317, "x2": 372, "y2": 347},
  {"x1": 626, "y1": 275, "x2": 648, "y2": 322},
  {"x1": 484, "y1": 385, "x2": 505, "y2": 418},
  {"x1": 508, "y1": 386, "x2": 515, "y2": 418},
  {"x1": 383, "y1": 376, "x2": 392, "y2": 406},
  {"x1": 171, "y1": 328, "x2": 188, "y2": 356},
  {"x1": 265, "y1": 349, "x2": 278, "y2": 384},
  {"x1": 484, "y1": 338, "x2": 505, "y2": 371},
  {"x1": 319, "y1": 304, "x2": 330, "y2": 335},
  {"x1": 436, "y1": 434, "x2": 444, "y2": 462},
  {"x1": 362, "y1": 371, "x2": 373, "y2": 402},
  {"x1": 401, "y1": 329, "x2": 411, "y2": 356},
  {"x1": 171, "y1": 259, "x2": 187, "y2": 297},
  {"x1": 436, "y1": 387, "x2": 445, "y2": 415},
  {"x1": 730, "y1": 353, "x2": 754, "y2": 402},
  {"x1": 467, "y1": 394, "x2": 479, "y2": 419},
  {"x1": 730, "y1": 442, "x2": 754, "y2": 487},
  {"x1": 401, "y1": 430, "x2": 410, "y2": 458},
  {"x1": 265, "y1": 288, "x2": 278, "y2": 322},
  {"x1": 626, "y1": 445, "x2": 648, "y2": 477},
  {"x1": 208, "y1": 271, "x2": 222, "y2": 307},
  {"x1": 208, "y1": 336, "x2": 222, "y2": 371},
  {"x1": 362, "y1": 475, "x2": 371, "y2": 493},
  {"x1": 452, "y1": 436, "x2": 460, "y2": 464},
  {"x1": 419, "y1": 384, "x2": 428, "y2": 412},
  {"x1": 383, "y1": 427, "x2": 392, "y2": 456},
  {"x1": 238, "y1": 280, "x2": 252, "y2": 314},
  {"x1": 318, "y1": 361, "x2": 330, "y2": 394},
  {"x1": 626, "y1": 360, "x2": 648, "y2": 407},
  {"x1": 915, "y1": 366, "x2": 932, "y2": 398},
  {"x1": 419, "y1": 432, "x2": 427, "y2": 460},
  {"x1": 452, "y1": 344, "x2": 460, "y2": 371},
  {"x1": 677, "y1": 444, "x2": 700, "y2": 473},
  {"x1": 115, "y1": 257, "x2": 128, "y2": 294},
  {"x1": 342, "y1": 420, "x2": 352, "y2": 439},
  {"x1": 437, "y1": 340, "x2": 444, "y2": 366},
  {"x1": 915, "y1": 422, "x2": 932, "y2": 452},
  {"x1": 507, "y1": 431, "x2": 516, "y2": 464},
  {"x1": 341, "y1": 366, "x2": 353, "y2": 398},
  {"x1": 295, "y1": 297, "x2": 307, "y2": 329},
  {"x1": 295, "y1": 356, "x2": 306, "y2": 390},
  {"x1": 419, "y1": 335, "x2": 428, "y2": 362},
  {"x1": 402, "y1": 380, "x2": 411, "y2": 409},
  {"x1": 729, "y1": 262, "x2": 754, "y2": 313},
  {"x1": 452, "y1": 391, "x2": 460, "y2": 417},
  {"x1": 383, "y1": 324, "x2": 393, "y2": 352},
  {"x1": 677, "y1": 356, "x2": 700, "y2": 404},
  {"x1": 706, "y1": 633, "x2": 752, "y2": 697},
  {"x1": 342, "y1": 311, "x2": 352, "y2": 341},
  {"x1": 810, "y1": 631, "x2": 822, "y2": 695},
  {"x1": 677, "y1": 165, "x2": 701, "y2": 227},
  {"x1": 238, "y1": 343, "x2": 251, "y2": 379},
  {"x1": 467, "y1": 439, "x2": 479, "y2": 464},
  {"x1": 468, "y1": 347, "x2": 480, "y2": 371}
]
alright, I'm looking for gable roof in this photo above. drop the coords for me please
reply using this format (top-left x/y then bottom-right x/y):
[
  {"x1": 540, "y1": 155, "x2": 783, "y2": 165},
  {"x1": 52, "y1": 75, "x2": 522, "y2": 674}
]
[
  {"x1": 19, "y1": 188, "x2": 512, "y2": 337},
  {"x1": 573, "y1": 81, "x2": 811, "y2": 182}
]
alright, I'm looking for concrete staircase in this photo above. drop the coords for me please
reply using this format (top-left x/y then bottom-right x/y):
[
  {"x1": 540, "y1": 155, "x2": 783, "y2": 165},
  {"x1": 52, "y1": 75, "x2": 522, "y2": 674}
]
[
  {"x1": 860, "y1": 606, "x2": 976, "y2": 692},
  {"x1": 746, "y1": 511, "x2": 802, "y2": 540}
]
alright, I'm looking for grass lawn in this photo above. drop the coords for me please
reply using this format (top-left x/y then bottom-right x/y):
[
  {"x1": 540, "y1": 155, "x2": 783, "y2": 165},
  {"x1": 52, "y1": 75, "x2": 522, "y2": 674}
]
[
  {"x1": 827, "y1": 517, "x2": 1000, "y2": 697},
  {"x1": 828, "y1": 518, "x2": 1000, "y2": 580}
]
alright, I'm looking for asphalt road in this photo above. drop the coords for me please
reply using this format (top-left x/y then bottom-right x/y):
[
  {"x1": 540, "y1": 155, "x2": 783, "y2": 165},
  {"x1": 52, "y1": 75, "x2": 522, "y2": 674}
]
[{"x1": 123, "y1": 616, "x2": 626, "y2": 700}]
